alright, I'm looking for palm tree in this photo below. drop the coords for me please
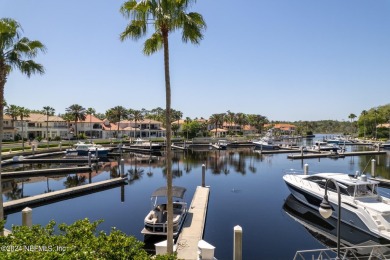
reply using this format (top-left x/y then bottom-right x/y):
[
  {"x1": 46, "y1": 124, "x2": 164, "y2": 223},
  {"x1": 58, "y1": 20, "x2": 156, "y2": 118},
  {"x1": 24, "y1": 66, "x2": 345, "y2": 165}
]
[
  {"x1": 43, "y1": 106, "x2": 55, "y2": 147},
  {"x1": 18, "y1": 107, "x2": 30, "y2": 151},
  {"x1": 62, "y1": 112, "x2": 75, "y2": 140},
  {"x1": 361, "y1": 110, "x2": 368, "y2": 139},
  {"x1": 234, "y1": 112, "x2": 248, "y2": 134},
  {"x1": 129, "y1": 109, "x2": 144, "y2": 140},
  {"x1": 86, "y1": 107, "x2": 96, "y2": 141},
  {"x1": 120, "y1": 0, "x2": 206, "y2": 252},
  {"x1": 348, "y1": 113, "x2": 357, "y2": 135},
  {"x1": 209, "y1": 113, "x2": 225, "y2": 137},
  {"x1": 0, "y1": 18, "x2": 45, "y2": 224},
  {"x1": 374, "y1": 108, "x2": 379, "y2": 139},
  {"x1": 106, "y1": 106, "x2": 128, "y2": 138},
  {"x1": 65, "y1": 104, "x2": 86, "y2": 139},
  {"x1": 5, "y1": 104, "x2": 20, "y2": 128}
]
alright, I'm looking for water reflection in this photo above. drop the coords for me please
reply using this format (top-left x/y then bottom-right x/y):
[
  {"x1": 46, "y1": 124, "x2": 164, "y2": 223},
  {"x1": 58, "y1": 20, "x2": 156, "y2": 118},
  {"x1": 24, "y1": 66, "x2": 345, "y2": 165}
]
[{"x1": 283, "y1": 194, "x2": 390, "y2": 259}]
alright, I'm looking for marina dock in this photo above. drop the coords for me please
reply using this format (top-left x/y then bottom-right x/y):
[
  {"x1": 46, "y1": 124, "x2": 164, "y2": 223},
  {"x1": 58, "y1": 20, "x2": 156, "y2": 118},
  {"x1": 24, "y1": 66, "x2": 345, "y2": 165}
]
[
  {"x1": 287, "y1": 150, "x2": 386, "y2": 159},
  {"x1": 176, "y1": 186, "x2": 210, "y2": 259},
  {"x1": 3, "y1": 177, "x2": 126, "y2": 213},
  {"x1": 1, "y1": 166, "x2": 92, "y2": 179}
]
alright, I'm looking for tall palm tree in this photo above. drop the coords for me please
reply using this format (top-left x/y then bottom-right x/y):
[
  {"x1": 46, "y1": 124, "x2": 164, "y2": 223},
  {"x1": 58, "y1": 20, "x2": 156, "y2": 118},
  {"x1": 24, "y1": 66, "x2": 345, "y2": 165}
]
[
  {"x1": 348, "y1": 113, "x2": 357, "y2": 135},
  {"x1": 234, "y1": 112, "x2": 248, "y2": 134},
  {"x1": 86, "y1": 107, "x2": 96, "y2": 141},
  {"x1": 62, "y1": 112, "x2": 75, "y2": 140},
  {"x1": 4, "y1": 104, "x2": 20, "y2": 128},
  {"x1": 209, "y1": 113, "x2": 225, "y2": 137},
  {"x1": 106, "y1": 106, "x2": 128, "y2": 138},
  {"x1": 0, "y1": 18, "x2": 45, "y2": 224},
  {"x1": 120, "y1": 0, "x2": 206, "y2": 252},
  {"x1": 129, "y1": 109, "x2": 144, "y2": 140},
  {"x1": 65, "y1": 104, "x2": 86, "y2": 139},
  {"x1": 18, "y1": 107, "x2": 30, "y2": 151},
  {"x1": 43, "y1": 106, "x2": 55, "y2": 147},
  {"x1": 361, "y1": 110, "x2": 368, "y2": 138}
]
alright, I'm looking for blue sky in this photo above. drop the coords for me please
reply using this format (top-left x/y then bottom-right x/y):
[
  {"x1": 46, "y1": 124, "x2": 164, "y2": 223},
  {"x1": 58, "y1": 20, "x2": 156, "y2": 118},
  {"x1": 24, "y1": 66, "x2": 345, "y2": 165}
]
[{"x1": 1, "y1": 0, "x2": 390, "y2": 121}]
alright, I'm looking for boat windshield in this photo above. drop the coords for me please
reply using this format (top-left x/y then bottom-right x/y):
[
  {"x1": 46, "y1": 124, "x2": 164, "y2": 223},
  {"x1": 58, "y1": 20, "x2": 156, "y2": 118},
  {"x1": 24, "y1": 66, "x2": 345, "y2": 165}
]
[{"x1": 350, "y1": 184, "x2": 377, "y2": 197}]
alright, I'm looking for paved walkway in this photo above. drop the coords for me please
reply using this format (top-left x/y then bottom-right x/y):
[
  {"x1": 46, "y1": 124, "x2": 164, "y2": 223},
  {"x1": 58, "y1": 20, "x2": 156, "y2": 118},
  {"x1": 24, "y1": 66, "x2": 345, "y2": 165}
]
[{"x1": 176, "y1": 186, "x2": 210, "y2": 260}]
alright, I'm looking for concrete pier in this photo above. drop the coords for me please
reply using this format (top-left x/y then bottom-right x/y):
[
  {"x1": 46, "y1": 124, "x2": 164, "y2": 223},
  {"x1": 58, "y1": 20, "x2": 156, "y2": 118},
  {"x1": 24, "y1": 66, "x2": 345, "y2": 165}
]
[
  {"x1": 1, "y1": 166, "x2": 92, "y2": 179},
  {"x1": 176, "y1": 186, "x2": 210, "y2": 259},
  {"x1": 3, "y1": 178, "x2": 126, "y2": 213}
]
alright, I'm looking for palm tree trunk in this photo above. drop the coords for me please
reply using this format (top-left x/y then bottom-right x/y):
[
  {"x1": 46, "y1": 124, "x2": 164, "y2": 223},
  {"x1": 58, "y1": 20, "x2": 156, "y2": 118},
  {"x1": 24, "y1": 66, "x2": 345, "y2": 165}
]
[
  {"x1": 0, "y1": 76, "x2": 5, "y2": 225},
  {"x1": 163, "y1": 29, "x2": 174, "y2": 254}
]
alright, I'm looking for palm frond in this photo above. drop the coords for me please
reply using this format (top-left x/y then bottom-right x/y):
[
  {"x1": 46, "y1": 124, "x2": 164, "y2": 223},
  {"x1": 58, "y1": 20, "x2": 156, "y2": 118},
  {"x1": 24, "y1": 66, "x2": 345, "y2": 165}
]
[
  {"x1": 143, "y1": 32, "x2": 163, "y2": 55},
  {"x1": 120, "y1": 20, "x2": 148, "y2": 41},
  {"x1": 181, "y1": 12, "x2": 206, "y2": 44},
  {"x1": 18, "y1": 60, "x2": 45, "y2": 77}
]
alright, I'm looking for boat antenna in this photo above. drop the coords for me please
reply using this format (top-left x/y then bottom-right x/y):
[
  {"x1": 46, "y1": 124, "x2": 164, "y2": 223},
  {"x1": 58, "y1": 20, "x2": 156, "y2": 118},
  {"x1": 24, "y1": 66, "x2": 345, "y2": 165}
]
[{"x1": 361, "y1": 156, "x2": 374, "y2": 174}]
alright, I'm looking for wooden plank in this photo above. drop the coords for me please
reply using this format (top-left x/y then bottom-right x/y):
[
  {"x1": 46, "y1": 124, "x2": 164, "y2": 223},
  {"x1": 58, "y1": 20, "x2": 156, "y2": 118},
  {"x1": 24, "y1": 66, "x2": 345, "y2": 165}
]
[{"x1": 176, "y1": 186, "x2": 210, "y2": 259}]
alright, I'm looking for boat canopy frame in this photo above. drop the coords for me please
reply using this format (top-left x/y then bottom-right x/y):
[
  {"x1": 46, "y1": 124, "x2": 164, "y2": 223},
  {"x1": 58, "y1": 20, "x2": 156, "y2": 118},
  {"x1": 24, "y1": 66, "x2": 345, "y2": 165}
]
[{"x1": 151, "y1": 186, "x2": 187, "y2": 199}]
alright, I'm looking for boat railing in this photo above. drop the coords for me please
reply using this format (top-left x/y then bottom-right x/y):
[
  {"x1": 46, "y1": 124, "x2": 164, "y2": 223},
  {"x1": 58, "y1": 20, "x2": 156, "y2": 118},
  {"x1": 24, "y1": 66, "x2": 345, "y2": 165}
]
[{"x1": 293, "y1": 243, "x2": 390, "y2": 260}]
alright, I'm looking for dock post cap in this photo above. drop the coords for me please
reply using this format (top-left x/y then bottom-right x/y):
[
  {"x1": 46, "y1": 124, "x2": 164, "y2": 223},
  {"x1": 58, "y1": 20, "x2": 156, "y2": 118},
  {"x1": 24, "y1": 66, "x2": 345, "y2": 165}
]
[
  {"x1": 198, "y1": 239, "x2": 215, "y2": 259},
  {"x1": 234, "y1": 225, "x2": 242, "y2": 231},
  {"x1": 22, "y1": 207, "x2": 32, "y2": 212}
]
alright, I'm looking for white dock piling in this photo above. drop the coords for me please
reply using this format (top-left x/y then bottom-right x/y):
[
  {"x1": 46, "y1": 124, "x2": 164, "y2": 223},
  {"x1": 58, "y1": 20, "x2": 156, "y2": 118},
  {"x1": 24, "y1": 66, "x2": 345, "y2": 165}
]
[
  {"x1": 371, "y1": 159, "x2": 376, "y2": 178},
  {"x1": 304, "y1": 164, "x2": 309, "y2": 175},
  {"x1": 233, "y1": 225, "x2": 243, "y2": 260},
  {"x1": 120, "y1": 159, "x2": 125, "y2": 178},
  {"x1": 202, "y1": 164, "x2": 206, "y2": 187},
  {"x1": 22, "y1": 207, "x2": 32, "y2": 227}
]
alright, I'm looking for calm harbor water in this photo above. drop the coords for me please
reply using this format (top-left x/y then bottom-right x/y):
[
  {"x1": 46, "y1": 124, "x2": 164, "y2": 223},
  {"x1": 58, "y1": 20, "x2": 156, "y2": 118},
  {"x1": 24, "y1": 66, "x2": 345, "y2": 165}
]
[{"x1": 2, "y1": 136, "x2": 390, "y2": 259}]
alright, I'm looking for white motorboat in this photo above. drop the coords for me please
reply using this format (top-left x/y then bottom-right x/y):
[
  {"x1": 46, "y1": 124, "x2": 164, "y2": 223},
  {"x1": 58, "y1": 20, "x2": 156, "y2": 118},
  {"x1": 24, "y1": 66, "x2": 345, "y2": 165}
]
[
  {"x1": 131, "y1": 138, "x2": 162, "y2": 150},
  {"x1": 141, "y1": 186, "x2": 187, "y2": 237},
  {"x1": 310, "y1": 141, "x2": 340, "y2": 152},
  {"x1": 382, "y1": 140, "x2": 390, "y2": 150},
  {"x1": 66, "y1": 141, "x2": 110, "y2": 157},
  {"x1": 283, "y1": 171, "x2": 390, "y2": 241},
  {"x1": 283, "y1": 194, "x2": 390, "y2": 258}
]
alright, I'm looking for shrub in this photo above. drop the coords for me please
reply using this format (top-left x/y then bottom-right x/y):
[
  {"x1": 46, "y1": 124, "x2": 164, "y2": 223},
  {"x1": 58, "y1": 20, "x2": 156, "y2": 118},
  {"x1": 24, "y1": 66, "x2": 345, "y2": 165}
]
[{"x1": 0, "y1": 219, "x2": 177, "y2": 259}]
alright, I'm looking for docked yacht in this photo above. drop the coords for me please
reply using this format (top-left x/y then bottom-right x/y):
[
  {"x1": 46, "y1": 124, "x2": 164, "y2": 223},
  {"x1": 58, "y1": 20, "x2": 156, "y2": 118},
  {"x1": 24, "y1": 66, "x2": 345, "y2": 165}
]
[
  {"x1": 141, "y1": 186, "x2": 188, "y2": 237},
  {"x1": 283, "y1": 171, "x2": 390, "y2": 241},
  {"x1": 283, "y1": 194, "x2": 390, "y2": 258},
  {"x1": 131, "y1": 138, "x2": 162, "y2": 150},
  {"x1": 66, "y1": 141, "x2": 110, "y2": 156}
]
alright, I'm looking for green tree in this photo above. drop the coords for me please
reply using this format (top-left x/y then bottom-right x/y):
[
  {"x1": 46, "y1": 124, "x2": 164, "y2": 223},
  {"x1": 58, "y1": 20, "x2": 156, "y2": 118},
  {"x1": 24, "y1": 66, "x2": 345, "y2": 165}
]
[
  {"x1": 348, "y1": 113, "x2": 357, "y2": 135},
  {"x1": 120, "y1": 0, "x2": 206, "y2": 252},
  {"x1": 4, "y1": 104, "x2": 20, "y2": 128},
  {"x1": 0, "y1": 18, "x2": 46, "y2": 225},
  {"x1": 129, "y1": 109, "x2": 144, "y2": 139},
  {"x1": 43, "y1": 106, "x2": 55, "y2": 146},
  {"x1": 86, "y1": 107, "x2": 96, "y2": 141},
  {"x1": 18, "y1": 106, "x2": 30, "y2": 151},
  {"x1": 65, "y1": 104, "x2": 86, "y2": 138},
  {"x1": 106, "y1": 106, "x2": 128, "y2": 138},
  {"x1": 209, "y1": 113, "x2": 225, "y2": 137}
]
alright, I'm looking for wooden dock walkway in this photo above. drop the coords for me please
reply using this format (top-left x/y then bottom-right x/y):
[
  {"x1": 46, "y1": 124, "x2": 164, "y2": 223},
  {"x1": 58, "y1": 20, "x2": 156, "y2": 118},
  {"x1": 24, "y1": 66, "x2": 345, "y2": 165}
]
[
  {"x1": 3, "y1": 177, "x2": 126, "y2": 213},
  {"x1": 176, "y1": 186, "x2": 210, "y2": 260}
]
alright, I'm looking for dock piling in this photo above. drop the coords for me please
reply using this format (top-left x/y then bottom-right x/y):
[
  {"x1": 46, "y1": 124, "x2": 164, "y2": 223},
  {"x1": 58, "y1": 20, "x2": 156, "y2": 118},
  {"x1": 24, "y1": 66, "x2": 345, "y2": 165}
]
[
  {"x1": 120, "y1": 159, "x2": 125, "y2": 178},
  {"x1": 22, "y1": 207, "x2": 32, "y2": 227},
  {"x1": 233, "y1": 225, "x2": 243, "y2": 260},
  {"x1": 371, "y1": 159, "x2": 376, "y2": 177},
  {"x1": 88, "y1": 152, "x2": 91, "y2": 167},
  {"x1": 202, "y1": 164, "x2": 206, "y2": 187},
  {"x1": 304, "y1": 164, "x2": 309, "y2": 175}
]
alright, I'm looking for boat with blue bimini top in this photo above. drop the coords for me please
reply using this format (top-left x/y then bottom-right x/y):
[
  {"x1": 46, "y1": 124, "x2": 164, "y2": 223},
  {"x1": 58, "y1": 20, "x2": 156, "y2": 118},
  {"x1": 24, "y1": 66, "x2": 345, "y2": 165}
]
[
  {"x1": 66, "y1": 142, "x2": 110, "y2": 157},
  {"x1": 283, "y1": 171, "x2": 390, "y2": 241},
  {"x1": 141, "y1": 186, "x2": 188, "y2": 238}
]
